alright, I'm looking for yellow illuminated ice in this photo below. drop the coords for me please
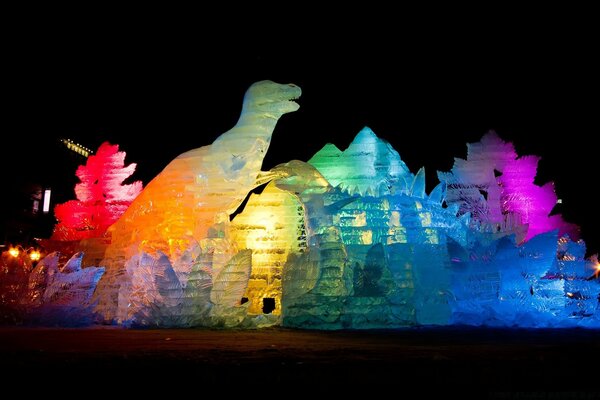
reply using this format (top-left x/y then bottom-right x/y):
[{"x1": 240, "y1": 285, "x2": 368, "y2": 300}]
[
  {"x1": 95, "y1": 81, "x2": 301, "y2": 321},
  {"x1": 230, "y1": 182, "x2": 305, "y2": 315}
]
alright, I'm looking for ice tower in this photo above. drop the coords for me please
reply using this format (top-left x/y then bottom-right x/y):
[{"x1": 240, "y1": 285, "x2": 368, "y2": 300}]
[{"x1": 1, "y1": 81, "x2": 598, "y2": 329}]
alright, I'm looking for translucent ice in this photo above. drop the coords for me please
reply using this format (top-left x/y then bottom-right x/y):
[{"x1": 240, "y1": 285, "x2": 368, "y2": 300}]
[
  {"x1": 308, "y1": 127, "x2": 414, "y2": 196},
  {"x1": 94, "y1": 81, "x2": 301, "y2": 322},
  {"x1": 3, "y1": 81, "x2": 597, "y2": 330},
  {"x1": 230, "y1": 179, "x2": 307, "y2": 315},
  {"x1": 52, "y1": 143, "x2": 143, "y2": 241},
  {"x1": 280, "y1": 130, "x2": 471, "y2": 329},
  {"x1": 0, "y1": 250, "x2": 32, "y2": 322},
  {"x1": 438, "y1": 131, "x2": 577, "y2": 242},
  {"x1": 14, "y1": 252, "x2": 105, "y2": 325}
]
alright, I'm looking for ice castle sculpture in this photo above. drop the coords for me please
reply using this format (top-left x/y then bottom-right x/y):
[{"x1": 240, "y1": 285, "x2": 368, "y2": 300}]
[
  {"x1": 1, "y1": 80, "x2": 598, "y2": 328},
  {"x1": 0, "y1": 250, "x2": 104, "y2": 325}
]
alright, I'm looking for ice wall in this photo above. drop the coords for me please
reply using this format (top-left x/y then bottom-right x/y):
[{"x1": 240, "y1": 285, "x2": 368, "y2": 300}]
[
  {"x1": 438, "y1": 131, "x2": 577, "y2": 242},
  {"x1": 308, "y1": 127, "x2": 415, "y2": 196},
  {"x1": 230, "y1": 181, "x2": 306, "y2": 316},
  {"x1": 94, "y1": 80, "x2": 301, "y2": 323},
  {"x1": 0, "y1": 251, "x2": 104, "y2": 325},
  {"x1": 281, "y1": 129, "x2": 470, "y2": 329},
  {"x1": 2, "y1": 81, "x2": 597, "y2": 329},
  {"x1": 52, "y1": 142, "x2": 143, "y2": 241}
]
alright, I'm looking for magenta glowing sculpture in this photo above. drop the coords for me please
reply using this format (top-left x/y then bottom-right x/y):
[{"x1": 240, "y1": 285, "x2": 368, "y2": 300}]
[{"x1": 0, "y1": 82, "x2": 597, "y2": 329}]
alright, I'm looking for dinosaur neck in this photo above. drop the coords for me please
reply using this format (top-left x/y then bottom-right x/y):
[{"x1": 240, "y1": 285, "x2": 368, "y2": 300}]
[
  {"x1": 213, "y1": 109, "x2": 281, "y2": 151},
  {"x1": 236, "y1": 110, "x2": 280, "y2": 134}
]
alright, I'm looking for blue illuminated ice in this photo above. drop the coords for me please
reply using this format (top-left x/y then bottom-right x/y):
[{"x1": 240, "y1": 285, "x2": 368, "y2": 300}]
[{"x1": 1, "y1": 81, "x2": 597, "y2": 329}]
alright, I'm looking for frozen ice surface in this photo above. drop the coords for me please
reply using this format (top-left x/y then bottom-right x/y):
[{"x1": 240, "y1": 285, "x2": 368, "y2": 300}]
[
  {"x1": 94, "y1": 81, "x2": 301, "y2": 322},
  {"x1": 438, "y1": 131, "x2": 577, "y2": 242},
  {"x1": 308, "y1": 127, "x2": 414, "y2": 196},
  {"x1": 52, "y1": 143, "x2": 143, "y2": 241},
  {"x1": 2, "y1": 82, "x2": 597, "y2": 329},
  {"x1": 3, "y1": 252, "x2": 106, "y2": 326}
]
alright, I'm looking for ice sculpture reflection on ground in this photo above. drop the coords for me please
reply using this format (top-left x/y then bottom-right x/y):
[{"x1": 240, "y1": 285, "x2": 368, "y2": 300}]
[{"x1": 0, "y1": 80, "x2": 598, "y2": 328}]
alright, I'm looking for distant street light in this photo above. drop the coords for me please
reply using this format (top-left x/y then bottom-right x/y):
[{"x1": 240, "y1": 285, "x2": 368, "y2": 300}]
[
  {"x1": 7, "y1": 245, "x2": 43, "y2": 263},
  {"x1": 29, "y1": 250, "x2": 41, "y2": 261},
  {"x1": 8, "y1": 247, "x2": 20, "y2": 257}
]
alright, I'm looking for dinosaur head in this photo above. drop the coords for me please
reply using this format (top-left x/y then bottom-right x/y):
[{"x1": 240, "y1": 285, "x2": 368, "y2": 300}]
[{"x1": 242, "y1": 80, "x2": 302, "y2": 119}]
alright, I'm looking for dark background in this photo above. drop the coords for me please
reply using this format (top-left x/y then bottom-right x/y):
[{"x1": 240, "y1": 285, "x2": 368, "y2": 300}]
[{"x1": 2, "y1": 13, "x2": 598, "y2": 256}]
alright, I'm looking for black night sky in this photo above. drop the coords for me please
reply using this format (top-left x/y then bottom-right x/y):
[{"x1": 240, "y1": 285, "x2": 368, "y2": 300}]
[
  {"x1": 2, "y1": 12, "x2": 600, "y2": 396},
  {"x1": 3, "y1": 18, "x2": 598, "y2": 256}
]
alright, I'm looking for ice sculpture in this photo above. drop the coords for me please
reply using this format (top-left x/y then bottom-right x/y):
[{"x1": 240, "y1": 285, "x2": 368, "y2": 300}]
[
  {"x1": 279, "y1": 129, "x2": 597, "y2": 329},
  {"x1": 0, "y1": 250, "x2": 32, "y2": 323},
  {"x1": 52, "y1": 142, "x2": 143, "y2": 241},
  {"x1": 29, "y1": 252, "x2": 105, "y2": 325},
  {"x1": 438, "y1": 131, "x2": 577, "y2": 242},
  {"x1": 94, "y1": 80, "x2": 301, "y2": 323},
  {"x1": 308, "y1": 128, "x2": 416, "y2": 196},
  {"x1": 281, "y1": 129, "x2": 470, "y2": 328},
  {"x1": 230, "y1": 177, "x2": 308, "y2": 316},
  {"x1": 0, "y1": 250, "x2": 104, "y2": 325},
  {"x1": 2, "y1": 81, "x2": 598, "y2": 329}
]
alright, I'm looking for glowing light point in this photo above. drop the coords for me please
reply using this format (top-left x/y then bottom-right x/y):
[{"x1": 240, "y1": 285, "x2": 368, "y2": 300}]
[
  {"x1": 43, "y1": 189, "x2": 51, "y2": 213},
  {"x1": 29, "y1": 250, "x2": 41, "y2": 261},
  {"x1": 1, "y1": 81, "x2": 597, "y2": 330}
]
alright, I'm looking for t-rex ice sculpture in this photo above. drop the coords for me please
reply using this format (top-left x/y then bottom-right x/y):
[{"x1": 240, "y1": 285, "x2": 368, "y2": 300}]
[{"x1": 95, "y1": 80, "x2": 301, "y2": 322}]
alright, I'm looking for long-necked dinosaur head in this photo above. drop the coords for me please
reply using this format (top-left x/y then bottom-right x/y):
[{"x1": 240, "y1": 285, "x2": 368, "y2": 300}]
[{"x1": 242, "y1": 80, "x2": 302, "y2": 119}]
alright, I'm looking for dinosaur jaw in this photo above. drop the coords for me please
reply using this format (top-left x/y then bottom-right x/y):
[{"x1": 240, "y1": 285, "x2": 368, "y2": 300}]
[
  {"x1": 274, "y1": 96, "x2": 300, "y2": 114},
  {"x1": 258, "y1": 85, "x2": 301, "y2": 115},
  {"x1": 243, "y1": 81, "x2": 302, "y2": 117}
]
